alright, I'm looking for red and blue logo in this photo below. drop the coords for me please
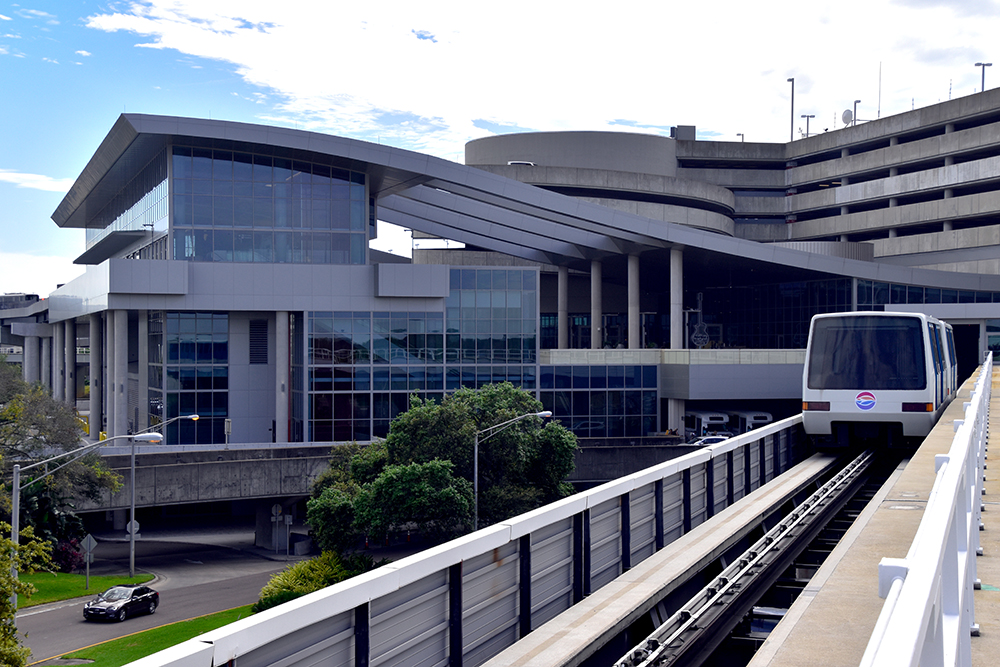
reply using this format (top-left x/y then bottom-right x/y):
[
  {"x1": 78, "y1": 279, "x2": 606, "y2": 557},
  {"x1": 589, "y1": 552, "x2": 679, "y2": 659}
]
[{"x1": 856, "y1": 391, "x2": 877, "y2": 411}]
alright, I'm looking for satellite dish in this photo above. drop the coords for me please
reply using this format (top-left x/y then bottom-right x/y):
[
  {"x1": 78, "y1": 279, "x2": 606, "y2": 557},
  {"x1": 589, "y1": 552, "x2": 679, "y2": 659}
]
[{"x1": 842, "y1": 109, "x2": 854, "y2": 125}]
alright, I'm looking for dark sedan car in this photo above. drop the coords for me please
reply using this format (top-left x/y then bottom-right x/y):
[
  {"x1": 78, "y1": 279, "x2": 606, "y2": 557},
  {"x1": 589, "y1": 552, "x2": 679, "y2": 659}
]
[{"x1": 83, "y1": 584, "x2": 159, "y2": 622}]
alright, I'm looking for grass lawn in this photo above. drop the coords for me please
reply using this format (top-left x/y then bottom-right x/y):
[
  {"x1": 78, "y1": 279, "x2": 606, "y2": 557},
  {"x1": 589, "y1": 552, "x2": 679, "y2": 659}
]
[
  {"x1": 20, "y1": 572, "x2": 155, "y2": 608},
  {"x1": 58, "y1": 605, "x2": 254, "y2": 667}
]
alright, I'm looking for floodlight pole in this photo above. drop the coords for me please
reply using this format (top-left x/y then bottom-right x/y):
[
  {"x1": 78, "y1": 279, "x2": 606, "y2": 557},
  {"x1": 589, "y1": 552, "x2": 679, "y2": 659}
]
[
  {"x1": 473, "y1": 410, "x2": 552, "y2": 530},
  {"x1": 788, "y1": 78, "x2": 795, "y2": 141}
]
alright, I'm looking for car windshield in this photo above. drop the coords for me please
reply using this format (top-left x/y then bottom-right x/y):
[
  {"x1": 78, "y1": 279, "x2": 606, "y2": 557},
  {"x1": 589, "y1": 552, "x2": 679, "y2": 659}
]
[{"x1": 100, "y1": 587, "x2": 132, "y2": 601}]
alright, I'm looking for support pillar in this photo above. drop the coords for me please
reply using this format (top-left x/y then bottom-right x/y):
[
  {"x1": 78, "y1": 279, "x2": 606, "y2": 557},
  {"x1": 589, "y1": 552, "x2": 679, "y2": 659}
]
[
  {"x1": 40, "y1": 337, "x2": 51, "y2": 391},
  {"x1": 275, "y1": 311, "x2": 290, "y2": 443},
  {"x1": 137, "y1": 311, "x2": 148, "y2": 433},
  {"x1": 23, "y1": 336, "x2": 39, "y2": 384},
  {"x1": 89, "y1": 314, "x2": 103, "y2": 439},
  {"x1": 106, "y1": 311, "x2": 116, "y2": 436},
  {"x1": 590, "y1": 260, "x2": 602, "y2": 350},
  {"x1": 113, "y1": 310, "x2": 128, "y2": 437},
  {"x1": 64, "y1": 320, "x2": 76, "y2": 408},
  {"x1": 628, "y1": 254, "x2": 640, "y2": 349},
  {"x1": 53, "y1": 324, "x2": 64, "y2": 401},
  {"x1": 944, "y1": 221, "x2": 954, "y2": 232},
  {"x1": 670, "y1": 248, "x2": 683, "y2": 350},
  {"x1": 557, "y1": 266, "x2": 569, "y2": 349}
]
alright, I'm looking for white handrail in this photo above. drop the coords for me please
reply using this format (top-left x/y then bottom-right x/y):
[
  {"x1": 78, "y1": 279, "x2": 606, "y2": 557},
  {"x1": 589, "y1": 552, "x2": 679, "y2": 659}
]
[{"x1": 860, "y1": 352, "x2": 992, "y2": 667}]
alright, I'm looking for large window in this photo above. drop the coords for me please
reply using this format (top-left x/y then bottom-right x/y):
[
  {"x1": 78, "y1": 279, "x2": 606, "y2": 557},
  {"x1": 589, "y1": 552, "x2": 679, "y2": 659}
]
[
  {"x1": 149, "y1": 312, "x2": 229, "y2": 444},
  {"x1": 539, "y1": 365, "x2": 658, "y2": 437},
  {"x1": 170, "y1": 147, "x2": 367, "y2": 265},
  {"x1": 806, "y1": 315, "x2": 926, "y2": 390}
]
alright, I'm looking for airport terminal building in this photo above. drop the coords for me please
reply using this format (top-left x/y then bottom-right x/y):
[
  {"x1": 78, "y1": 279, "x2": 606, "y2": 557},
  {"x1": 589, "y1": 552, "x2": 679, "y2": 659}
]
[{"x1": 4, "y1": 89, "x2": 1000, "y2": 445}]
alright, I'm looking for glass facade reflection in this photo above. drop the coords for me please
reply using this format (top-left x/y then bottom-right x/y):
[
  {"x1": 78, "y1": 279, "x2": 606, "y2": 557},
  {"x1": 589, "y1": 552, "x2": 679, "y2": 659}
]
[
  {"x1": 170, "y1": 147, "x2": 367, "y2": 265},
  {"x1": 147, "y1": 312, "x2": 228, "y2": 445},
  {"x1": 539, "y1": 365, "x2": 658, "y2": 437}
]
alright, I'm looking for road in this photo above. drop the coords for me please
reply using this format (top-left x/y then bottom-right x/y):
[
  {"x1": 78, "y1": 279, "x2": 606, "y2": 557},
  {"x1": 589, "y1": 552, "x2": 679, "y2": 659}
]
[{"x1": 19, "y1": 536, "x2": 291, "y2": 665}]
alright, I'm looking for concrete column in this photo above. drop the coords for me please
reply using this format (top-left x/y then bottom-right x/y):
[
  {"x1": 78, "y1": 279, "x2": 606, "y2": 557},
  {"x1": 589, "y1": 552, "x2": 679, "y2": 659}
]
[
  {"x1": 945, "y1": 123, "x2": 955, "y2": 134},
  {"x1": 840, "y1": 206, "x2": 850, "y2": 216},
  {"x1": 113, "y1": 310, "x2": 128, "y2": 437},
  {"x1": 106, "y1": 311, "x2": 116, "y2": 435},
  {"x1": 944, "y1": 156, "x2": 954, "y2": 167},
  {"x1": 53, "y1": 324, "x2": 64, "y2": 401},
  {"x1": 841, "y1": 176, "x2": 850, "y2": 186},
  {"x1": 590, "y1": 260, "x2": 602, "y2": 349},
  {"x1": 275, "y1": 311, "x2": 290, "y2": 443},
  {"x1": 851, "y1": 278, "x2": 859, "y2": 311},
  {"x1": 40, "y1": 337, "x2": 51, "y2": 390},
  {"x1": 667, "y1": 398, "x2": 685, "y2": 435},
  {"x1": 944, "y1": 188, "x2": 954, "y2": 199},
  {"x1": 628, "y1": 254, "x2": 640, "y2": 349},
  {"x1": 137, "y1": 311, "x2": 148, "y2": 433},
  {"x1": 889, "y1": 197, "x2": 898, "y2": 207},
  {"x1": 89, "y1": 313, "x2": 103, "y2": 439},
  {"x1": 670, "y1": 248, "x2": 683, "y2": 350},
  {"x1": 889, "y1": 137, "x2": 898, "y2": 146},
  {"x1": 64, "y1": 320, "x2": 76, "y2": 407},
  {"x1": 889, "y1": 167, "x2": 898, "y2": 177},
  {"x1": 888, "y1": 229, "x2": 897, "y2": 238},
  {"x1": 943, "y1": 221, "x2": 953, "y2": 232},
  {"x1": 23, "y1": 336, "x2": 39, "y2": 384},
  {"x1": 557, "y1": 266, "x2": 569, "y2": 349},
  {"x1": 841, "y1": 148, "x2": 850, "y2": 158},
  {"x1": 840, "y1": 234, "x2": 849, "y2": 242}
]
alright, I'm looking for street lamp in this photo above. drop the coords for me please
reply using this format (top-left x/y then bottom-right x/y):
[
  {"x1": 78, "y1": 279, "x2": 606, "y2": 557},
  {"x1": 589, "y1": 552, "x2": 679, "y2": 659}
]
[
  {"x1": 975, "y1": 62, "x2": 992, "y2": 91},
  {"x1": 127, "y1": 414, "x2": 197, "y2": 576},
  {"x1": 10, "y1": 432, "x2": 162, "y2": 618},
  {"x1": 801, "y1": 114, "x2": 815, "y2": 138},
  {"x1": 787, "y1": 78, "x2": 795, "y2": 141},
  {"x1": 473, "y1": 410, "x2": 552, "y2": 530},
  {"x1": 853, "y1": 100, "x2": 861, "y2": 127},
  {"x1": 737, "y1": 133, "x2": 744, "y2": 142}
]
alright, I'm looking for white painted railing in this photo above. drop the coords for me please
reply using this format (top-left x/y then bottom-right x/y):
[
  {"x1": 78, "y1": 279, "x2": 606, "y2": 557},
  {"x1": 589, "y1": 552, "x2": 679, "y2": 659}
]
[{"x1": 861, "y1": 353, "x2": 992, "y2": 667}]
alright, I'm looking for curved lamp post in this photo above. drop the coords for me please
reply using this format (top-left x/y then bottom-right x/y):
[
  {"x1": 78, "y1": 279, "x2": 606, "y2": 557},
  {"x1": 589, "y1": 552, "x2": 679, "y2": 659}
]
[
  {"x1": 10, "y1": 432, "x2": 163, "y2": 619},
  {"x1": 473, "y1": 410, "x2": 552, "y2": 530},
  {"x1": 127, "y1": 414, "x2": 197, "y2": 576}
]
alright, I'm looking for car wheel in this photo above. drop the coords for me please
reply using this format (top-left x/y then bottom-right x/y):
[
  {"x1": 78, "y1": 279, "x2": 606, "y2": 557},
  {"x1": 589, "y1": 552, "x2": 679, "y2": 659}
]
[
  {"x1": 148, "y1": 601, "x2": 157, "y2": 615},
  {"x1": 117, "y1": 608, "x2": 127, "y2": 622}
]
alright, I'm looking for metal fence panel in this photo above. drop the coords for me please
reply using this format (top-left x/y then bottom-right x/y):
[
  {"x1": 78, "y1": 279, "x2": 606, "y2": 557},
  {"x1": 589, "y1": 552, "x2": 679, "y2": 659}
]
[
  {"x1": 462, "y1": 541, "x2": 520, "y2": 667},
  {"x1": 371, "y1": 571, "x2": 449, "y2": 667},
  {"x1": 238, "y1": 610, "x2": 355, "y2": 667},
  {"x1": 630, "y1": 482, "x2": 657, "y2": 565},
  {"x1": 732, "y1": 447, "x2": 747, "y2": 503},
  {"x1": 529, "y1": 517, "x2": 575, "y2": 627},
  {"x1": 662, "y1": 473, "x2": 685, "y2": 543},
  {"x1": 688, "y1": 463, "x2": 708, "y2": 529},
  {"x1": 590, "y1": 496, "x2": 623, "y2": 591},
  {"x1": 712, "y1": 455, "x2": 729, "y2": 515}
]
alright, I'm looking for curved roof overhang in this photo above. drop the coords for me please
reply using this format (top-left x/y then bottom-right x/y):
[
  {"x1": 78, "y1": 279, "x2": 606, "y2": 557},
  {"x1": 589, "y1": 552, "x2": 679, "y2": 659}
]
[{"x1": 54, "y1": 114, "x2": 1000, "y2": 294}]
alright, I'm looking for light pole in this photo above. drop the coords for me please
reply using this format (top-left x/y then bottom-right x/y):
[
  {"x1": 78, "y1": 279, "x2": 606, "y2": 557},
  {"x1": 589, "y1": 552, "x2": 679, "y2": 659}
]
[
  {"x1": 473, "y1": 410, "x2": 552, "y2": 530},
  {"x1": 10, "y1": 432, "x2": 162, "y2": 618},
  {"x1": 801, "y1": 114, "x2": 815, "y2": 138},
  {"x1": 787, "y1": 78, "x2": 795, "y2": 141},
  {"x1": 128, "y1": 414, "x2": 196, "y2": 577},
  {"x1": 853, "y1": 100, "x2": 861, "y2": 127},
  {"x1": 737, "y1": 133, "x2": 744, "y2": 142},
  {"x1": 135, "y1": 412, "x2": 199, "y2": 436},
  {"x1": 976, "y1": 62, "x2": 992, "y2": 91}
]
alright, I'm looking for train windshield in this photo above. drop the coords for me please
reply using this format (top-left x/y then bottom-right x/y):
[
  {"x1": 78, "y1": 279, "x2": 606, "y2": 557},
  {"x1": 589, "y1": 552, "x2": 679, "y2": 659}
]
[{"x1": 807, "y1": 316, "x2": 926, "y2": 390}]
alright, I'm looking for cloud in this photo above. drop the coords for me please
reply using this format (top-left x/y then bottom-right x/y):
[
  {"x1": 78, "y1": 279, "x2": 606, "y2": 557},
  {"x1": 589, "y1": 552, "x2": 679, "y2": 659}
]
[
  {"x1": 0, "y1": 14, "x2": 11, "y2": 21},
  {"x1": 42, "y1": 57, "x2": 58, "y2": 64},
  {"x1": 16, "y1": 8, "x2": 59, "y2": 25},
  {"x1": 412, "y1": 29, "x2": 436, "y2": 43},
  {"x1": 0, "y1": 170, "x2": 75, "y2": 193},
  {"x1": 76, "y1": 49, "x2": 91, "y2": 56}
]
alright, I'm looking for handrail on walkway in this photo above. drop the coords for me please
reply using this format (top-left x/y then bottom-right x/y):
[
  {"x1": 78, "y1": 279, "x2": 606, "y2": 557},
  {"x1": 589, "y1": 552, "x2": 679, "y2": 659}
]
[{"x1": 861, "y1": 352, "x2": 992, "y2": 667}]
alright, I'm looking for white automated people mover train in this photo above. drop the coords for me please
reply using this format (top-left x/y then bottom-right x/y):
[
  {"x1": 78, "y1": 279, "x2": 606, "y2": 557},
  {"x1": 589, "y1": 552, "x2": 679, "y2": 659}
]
[{"x1": 802, "y1": 312, "x2": 957, "y2": 448}]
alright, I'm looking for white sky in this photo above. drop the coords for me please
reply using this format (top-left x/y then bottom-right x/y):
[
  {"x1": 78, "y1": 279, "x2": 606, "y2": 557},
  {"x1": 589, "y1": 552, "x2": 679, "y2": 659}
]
[{"x1": 1, "y1": 0, "x2": 998, "y2": 296}]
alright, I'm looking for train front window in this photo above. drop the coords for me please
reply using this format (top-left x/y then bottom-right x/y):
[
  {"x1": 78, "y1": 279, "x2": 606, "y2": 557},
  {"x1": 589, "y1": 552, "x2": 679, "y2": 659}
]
[{"x1": 807, "y1": 316, "x2": 926, "y2": 390}]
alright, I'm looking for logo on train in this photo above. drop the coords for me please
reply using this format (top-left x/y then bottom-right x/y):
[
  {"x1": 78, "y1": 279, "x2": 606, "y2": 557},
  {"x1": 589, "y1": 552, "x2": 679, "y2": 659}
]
[{"x1": 855, "y1": 391, "x2": 877, "y2": 411}]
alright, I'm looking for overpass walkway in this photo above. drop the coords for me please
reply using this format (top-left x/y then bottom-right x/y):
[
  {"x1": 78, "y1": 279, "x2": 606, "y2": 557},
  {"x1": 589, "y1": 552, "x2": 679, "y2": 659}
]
[{"x1": 747, "y1": 364, "x2": 1000, "y2": 667}]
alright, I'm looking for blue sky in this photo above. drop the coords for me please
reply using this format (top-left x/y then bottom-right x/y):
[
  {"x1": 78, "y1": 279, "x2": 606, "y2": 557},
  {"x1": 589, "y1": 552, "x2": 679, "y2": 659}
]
[{"x1": 2, "y1": 0, "x2": 999, "y2": 296}]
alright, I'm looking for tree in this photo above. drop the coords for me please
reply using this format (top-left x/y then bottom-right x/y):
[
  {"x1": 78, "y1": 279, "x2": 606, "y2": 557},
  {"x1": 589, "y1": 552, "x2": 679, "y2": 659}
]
[
  {"x1": 384, "y1": 383, "x2": 578, "y2": 527},
  {"x1": 0, "y1": 522, "x2": 52, "y2": 666},
  {"x1": 0, "y1": 359, "x2": 121, "y2": 564}
]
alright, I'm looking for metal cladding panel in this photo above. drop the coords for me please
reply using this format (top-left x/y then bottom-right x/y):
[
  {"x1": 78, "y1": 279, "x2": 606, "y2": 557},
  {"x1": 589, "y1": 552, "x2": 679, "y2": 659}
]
[
  {"x1": 370, "y1": 572, "x2": 449, "y2": 667},
  {"x1": 462, "y1": 541, "x2": 520, "y2": 667},
  {"x1": 763, "y1": 437, "x2": 776, "y2": 484},
  {"x1": 589, "y1": 496, "x2": 622, "y2": 592},
  {"x1": 732, "y1": 448, "x2": 748, "y2": 503},
  {"x1": 529, "y1": 518, "x2": 575, "y2": 627},
  {"x1": 629, "y1": 483, "x2": 657, "y2": 565},
  {"x1": 748, "y1": 443, "x2": 762, "y2": 493},
  {"x1": 688, "y1": 463, "x2": 709, "y2": 530},
  {"x1": 712, "y1": 455, "x2": 729, "y2": 515},
  {"x1": 235, "y1": 610, "x2": 354, "y2": 667},
  {"x1": 662, "y1": 474, "x2": 685, "y2": 543}
]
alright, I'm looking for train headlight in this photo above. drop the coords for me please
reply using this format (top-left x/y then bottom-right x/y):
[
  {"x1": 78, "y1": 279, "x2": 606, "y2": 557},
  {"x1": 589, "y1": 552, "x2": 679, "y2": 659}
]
[{"x1": 902, "y1": 402, "x2": 934, "y2": 412}]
